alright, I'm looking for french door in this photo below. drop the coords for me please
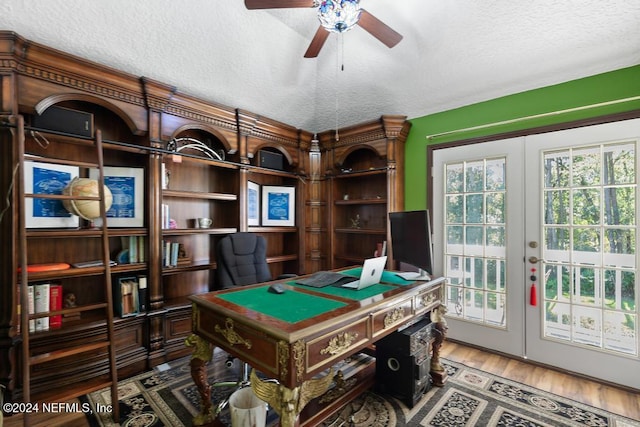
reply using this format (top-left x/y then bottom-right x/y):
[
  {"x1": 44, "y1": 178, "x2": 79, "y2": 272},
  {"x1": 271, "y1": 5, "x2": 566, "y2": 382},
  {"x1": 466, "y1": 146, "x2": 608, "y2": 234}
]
[{"x1": 432, "y1": 118, "x2": 640, "y2": 389}]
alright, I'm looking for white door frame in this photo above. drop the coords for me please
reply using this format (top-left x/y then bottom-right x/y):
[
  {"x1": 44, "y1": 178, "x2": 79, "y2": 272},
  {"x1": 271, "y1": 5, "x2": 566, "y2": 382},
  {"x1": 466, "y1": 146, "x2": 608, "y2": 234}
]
[
  {"x1": 431, "y1": 118, "x2": 640, "y2": 389},
  {"x1": 523, "y1": 118, "x2": 640, "y2": 389},
  {"x1": 432, "y1": 138, "x2": 526, "y2": 357}
]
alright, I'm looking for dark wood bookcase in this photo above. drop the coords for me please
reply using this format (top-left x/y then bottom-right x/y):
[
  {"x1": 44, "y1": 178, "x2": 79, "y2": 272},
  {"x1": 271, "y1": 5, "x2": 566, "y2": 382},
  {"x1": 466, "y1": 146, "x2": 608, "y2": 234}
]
[
  {"x1": 0, "y1": 31, "x2": 408, "y2": 408},
  {"x1": 323, "y1": 116, "x2": 410, "y2": 270}
]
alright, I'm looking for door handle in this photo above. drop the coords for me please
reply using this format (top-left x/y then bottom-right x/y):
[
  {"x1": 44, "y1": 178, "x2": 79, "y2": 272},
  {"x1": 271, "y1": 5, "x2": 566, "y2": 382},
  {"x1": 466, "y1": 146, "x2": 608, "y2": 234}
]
[{"x1": 528, "y1": 256, "x2": 544, "y2": 264}]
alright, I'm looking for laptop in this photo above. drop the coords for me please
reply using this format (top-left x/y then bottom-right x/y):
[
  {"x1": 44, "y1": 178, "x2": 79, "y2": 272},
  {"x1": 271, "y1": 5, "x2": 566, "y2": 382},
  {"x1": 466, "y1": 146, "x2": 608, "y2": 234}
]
[
  {"x1": 295, "y1": 256, "x2": 387, "y2": 290},
  {"x1": 340, "y1": 256, "x2": 387, "y2": 289}
]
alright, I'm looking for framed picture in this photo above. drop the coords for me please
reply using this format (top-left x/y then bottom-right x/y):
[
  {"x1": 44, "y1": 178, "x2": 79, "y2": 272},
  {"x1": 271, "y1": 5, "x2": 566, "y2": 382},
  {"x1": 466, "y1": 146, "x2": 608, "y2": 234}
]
[
  {"x1": 247, "y1": 181, "x2": 260, "y2": 226},
  {"x1": 261, "y1": 185, "x2": 295, "y2": 226},
  {"x1": 90, "y1": 166, "x2": 144, "y2": 227},
  {"x1": 24, "y1": 160, "x2": 79, "y2": 228}
]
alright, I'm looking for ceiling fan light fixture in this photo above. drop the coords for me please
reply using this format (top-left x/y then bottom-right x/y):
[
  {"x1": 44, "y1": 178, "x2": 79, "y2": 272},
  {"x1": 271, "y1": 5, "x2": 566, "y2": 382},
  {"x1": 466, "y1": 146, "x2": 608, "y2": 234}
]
[{"x1": 315, "y1": 0, "x2": 361, "y2": 33}]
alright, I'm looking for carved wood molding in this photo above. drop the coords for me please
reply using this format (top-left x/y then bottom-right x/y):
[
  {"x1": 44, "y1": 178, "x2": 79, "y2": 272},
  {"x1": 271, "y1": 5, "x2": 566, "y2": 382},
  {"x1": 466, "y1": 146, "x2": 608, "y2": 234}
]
[
  {"x1": 164, "y1": 105, "x2": 237, "y2": 133},
  {"x1": 331, "y1": 128, "x2": 387, "y2": 147},
  {"x1": 383, "y1": 307, "x2": 406, "y2": 328},
  {"x1": 420, "y1": 291, "x2": 437, "y2": 308},
  {"x1": 318, "y1": 370, "x2": 356, "y2": 404},
  {"x1": 213, "y1": 318, "x2": 252, "y2": 349},
  {"x1": 320, "y1": 331, "x2": 359, "y2": 356},
  {"x1": 247, "y1": 130, "x2": 300, "y2": 147},
  {"x1": 293, "y1": 340, "x2": 306, "y2": 383},
  {"x1": 278, "y1": 340, "x2": 289, "y2": 379},
  {"x1": 16, "y1": 62, "x2": 145, "y2": 107}
]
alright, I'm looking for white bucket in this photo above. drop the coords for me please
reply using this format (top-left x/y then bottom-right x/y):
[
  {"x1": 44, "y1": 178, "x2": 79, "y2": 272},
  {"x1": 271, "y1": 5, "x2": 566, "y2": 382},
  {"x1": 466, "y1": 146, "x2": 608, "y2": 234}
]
[{"x1": 229, "y1": 386, "x2": 267, "y2": 427}]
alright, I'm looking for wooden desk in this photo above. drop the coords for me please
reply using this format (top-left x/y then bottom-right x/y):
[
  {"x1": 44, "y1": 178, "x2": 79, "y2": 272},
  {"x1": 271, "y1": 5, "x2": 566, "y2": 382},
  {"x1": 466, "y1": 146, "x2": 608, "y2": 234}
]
[{"x1": 187, "y1": 271, "x2": 446, "y2": 427}]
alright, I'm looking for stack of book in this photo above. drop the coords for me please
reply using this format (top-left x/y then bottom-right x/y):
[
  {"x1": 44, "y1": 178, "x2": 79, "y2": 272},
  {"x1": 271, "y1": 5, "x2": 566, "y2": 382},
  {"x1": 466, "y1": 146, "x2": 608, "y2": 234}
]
[
  {"x1": 117, "y1": 236, "x2": 147, "y2": 264},
  {"x1": 161, "y1": 204, "x2": 170, "y2": 229},
  {"x1": 28, "y1": 282, "x2": 63, "y2": 332},
  {"x1": 114, "y1": 276, "x2": 147, "y2": 317},
  {"x1": 162, "y1": 240, "x2": 190, "y2": 267}
]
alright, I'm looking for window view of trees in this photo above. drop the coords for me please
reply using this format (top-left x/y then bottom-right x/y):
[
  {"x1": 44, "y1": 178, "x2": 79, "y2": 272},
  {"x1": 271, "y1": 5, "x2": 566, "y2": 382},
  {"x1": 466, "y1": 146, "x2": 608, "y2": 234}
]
[
  {"x1": 444, "y1": 157, "x2": 507, "y2": 328},
  {"x1": 543, "y1": 142, "x2": 637, "y2": 355}
]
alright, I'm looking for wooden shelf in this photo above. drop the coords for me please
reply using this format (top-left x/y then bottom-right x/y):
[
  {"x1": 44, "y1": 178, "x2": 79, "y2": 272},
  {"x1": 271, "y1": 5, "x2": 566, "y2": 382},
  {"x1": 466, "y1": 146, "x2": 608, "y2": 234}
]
[
  {"x1": 162, "y1": 227, "x2": 237, "y2": 236},
  {"x1": 334, "y1": 168, "x2": 388, "y2": 178},
  {"x1": 164, "y1": 152, "x2": 239, "y2": 170},
  {"x1": 248, "y1": 226, "x2": 298, "y2": 233},
  {"x1": 334, "y1": 198, "x2": 387, "y2": 205},
  {"x1": 162, "y1": 260, "x2": 216, "y2": 275},
  {"x1": 26, "y1": 228, "x2": 104, "y2": 238},
  {"x1": 20, "y1": 263, "x2": 147, "y2": 281},
  {"x1": 267, "y1": 254, "x2": 298, "y2": 264},
  {"x1": 162, "y1": 189, "x2": 237, "y2": 200},
  {"x1": 247, "y1": 165, "x2": 299, "y2": 178},
  {"x1": 107, "y1": 228, "x2": 148, "y2": 236},
  {"x1": 23, "y1": 153, "x2": 98, "y2": 169},
  {"x1": 334, "y1": 227, "x2": 387, "y2": 235},
  {"x1": 112, "y1": 262, "x2": 148, "y2": 274},
  {"x1": 29, "y1": 303, "x2": 108, "y2": 321}
]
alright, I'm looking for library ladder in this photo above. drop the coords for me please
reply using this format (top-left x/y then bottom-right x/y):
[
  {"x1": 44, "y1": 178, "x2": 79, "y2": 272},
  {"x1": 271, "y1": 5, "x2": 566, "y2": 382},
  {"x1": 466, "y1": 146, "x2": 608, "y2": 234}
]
[{"x1": 14, "y1": 115, "x2": 120, "y2": 424}]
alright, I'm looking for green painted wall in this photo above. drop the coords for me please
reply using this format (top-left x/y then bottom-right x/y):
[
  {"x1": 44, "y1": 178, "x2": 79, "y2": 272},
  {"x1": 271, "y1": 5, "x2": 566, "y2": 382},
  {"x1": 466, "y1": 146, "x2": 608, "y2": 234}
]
[{"x1": 404, "y1": 64, "x2": 640, "y2": 210}]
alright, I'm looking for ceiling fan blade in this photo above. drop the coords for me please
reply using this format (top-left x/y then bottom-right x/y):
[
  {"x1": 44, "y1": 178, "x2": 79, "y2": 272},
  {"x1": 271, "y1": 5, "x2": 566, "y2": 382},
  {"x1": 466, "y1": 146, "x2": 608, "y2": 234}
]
[
  {"x1": 358, "y1": 9, "x2": 403, "y2": 48},
  {"x1": 304, "y1": 26, "x2": 330, "y2": 58},
  {"x1": 245, "y1": 0, "x2": 312, "y2": 9}
]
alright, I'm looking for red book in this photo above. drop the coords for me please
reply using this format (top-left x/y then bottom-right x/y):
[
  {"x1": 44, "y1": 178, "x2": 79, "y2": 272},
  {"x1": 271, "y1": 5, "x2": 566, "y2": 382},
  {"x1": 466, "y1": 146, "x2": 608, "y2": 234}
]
[{"x1": 49, "y1": 284, "x2": 63, "y2": 329}]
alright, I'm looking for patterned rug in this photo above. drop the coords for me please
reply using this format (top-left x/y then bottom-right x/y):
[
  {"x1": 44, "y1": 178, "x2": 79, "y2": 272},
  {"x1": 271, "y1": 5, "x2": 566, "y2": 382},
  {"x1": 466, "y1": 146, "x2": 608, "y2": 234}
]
[
  {"x1": 323, "y1": 362, "x2": 640, "y2": 427},
  {"x1": 83, "y1": 351, "x2": 640, "y2": 427}
]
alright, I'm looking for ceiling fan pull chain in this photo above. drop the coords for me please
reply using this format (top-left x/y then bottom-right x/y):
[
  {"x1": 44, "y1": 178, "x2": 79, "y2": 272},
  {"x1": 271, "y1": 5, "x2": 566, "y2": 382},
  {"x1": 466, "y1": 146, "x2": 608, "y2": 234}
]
[
  {"x1": 335, "y1": 33, "x2": 341, "y2": 141},
  {"x1": 341, "y1": 32, "x2": 345, "y2": 71}
]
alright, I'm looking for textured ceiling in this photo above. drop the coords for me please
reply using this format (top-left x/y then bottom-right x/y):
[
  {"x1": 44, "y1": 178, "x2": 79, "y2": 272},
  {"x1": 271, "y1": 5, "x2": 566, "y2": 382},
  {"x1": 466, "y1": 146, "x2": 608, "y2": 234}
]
[{"x1": 1, "y1": 0, "x2": 639, "y2": 133}]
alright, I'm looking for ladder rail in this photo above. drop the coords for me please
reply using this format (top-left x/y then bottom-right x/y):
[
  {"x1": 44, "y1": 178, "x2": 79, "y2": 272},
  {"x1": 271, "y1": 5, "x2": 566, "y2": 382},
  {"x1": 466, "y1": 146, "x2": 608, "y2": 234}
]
[
  {"x1": 16, "y1": 115, "x2": 32, "y2": 409},
  {"x1": 95, "y1": 130, "x2": 120, "y2": 422}
]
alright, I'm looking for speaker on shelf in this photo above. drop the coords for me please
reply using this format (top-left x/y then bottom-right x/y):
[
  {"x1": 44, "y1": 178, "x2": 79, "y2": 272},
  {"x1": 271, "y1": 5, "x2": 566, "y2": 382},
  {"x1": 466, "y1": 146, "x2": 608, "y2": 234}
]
[
  {"x1": 257, "y1": 149, "x2": 284, "y2": 170},
  {"x1": 32, "y1": 106, "x2": 94, "y2": 137}
]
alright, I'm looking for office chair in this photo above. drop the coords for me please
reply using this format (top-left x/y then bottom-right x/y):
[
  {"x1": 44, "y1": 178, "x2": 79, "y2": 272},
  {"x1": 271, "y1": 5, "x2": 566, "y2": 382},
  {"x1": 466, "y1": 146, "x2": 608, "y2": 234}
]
[
  {"x1": 212, "y1": 232, "x2": 292, "y2": 414},
  {"x1": 215, "y1": 232, "x2": 272, "y2": 290}
]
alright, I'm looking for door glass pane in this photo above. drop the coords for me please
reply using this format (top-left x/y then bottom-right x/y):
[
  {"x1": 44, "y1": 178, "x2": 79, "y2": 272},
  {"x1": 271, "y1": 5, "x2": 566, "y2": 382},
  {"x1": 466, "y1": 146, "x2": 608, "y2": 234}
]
[
  {"x1": 542, "y1": 141, "x2": 638, "y2": 356},
  {"x1": 444, "y1": 157, "x2": 507, "y2": 328}
]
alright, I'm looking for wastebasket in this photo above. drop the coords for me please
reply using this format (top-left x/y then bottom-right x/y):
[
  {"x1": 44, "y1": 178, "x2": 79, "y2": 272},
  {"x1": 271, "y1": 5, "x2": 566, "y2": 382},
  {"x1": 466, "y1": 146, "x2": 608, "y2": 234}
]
[{"x1": 228, "y1": 386, "x2": 267, "y2": 427}]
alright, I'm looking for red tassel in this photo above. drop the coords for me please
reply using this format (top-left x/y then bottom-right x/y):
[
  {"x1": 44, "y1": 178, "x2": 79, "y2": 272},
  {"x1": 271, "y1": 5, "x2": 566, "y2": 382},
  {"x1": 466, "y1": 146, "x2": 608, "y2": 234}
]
[{"x1": 530, "y1": 283, "x2": 538, "y2": 306}]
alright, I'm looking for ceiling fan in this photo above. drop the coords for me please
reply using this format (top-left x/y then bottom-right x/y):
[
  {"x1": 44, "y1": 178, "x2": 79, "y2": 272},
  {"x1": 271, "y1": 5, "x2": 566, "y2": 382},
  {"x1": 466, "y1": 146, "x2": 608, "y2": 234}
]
[{"x1": 245, "y1": 0, "x2": 403, "y2": 58}]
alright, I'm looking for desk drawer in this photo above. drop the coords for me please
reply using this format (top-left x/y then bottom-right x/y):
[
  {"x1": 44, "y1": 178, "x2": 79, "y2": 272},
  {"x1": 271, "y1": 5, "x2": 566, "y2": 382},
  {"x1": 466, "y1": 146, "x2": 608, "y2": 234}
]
[
  {"x1": 194, "y1": 308, "x2": 280, "y2": 377},
  {"x1": 306, "y1": 317, "x2": 369, "y2": 374},
  {"x1": 415, "y1": 285, "x2": 442, "y2": 314},
  {"x1": 371, "y1": 297, "x2": 414, "y2": 339}
]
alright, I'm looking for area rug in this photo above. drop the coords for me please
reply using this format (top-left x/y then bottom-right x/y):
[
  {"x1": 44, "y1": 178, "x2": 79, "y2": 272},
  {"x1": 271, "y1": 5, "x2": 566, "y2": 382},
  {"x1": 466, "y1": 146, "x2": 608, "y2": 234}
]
[
  {"x1": 83, "y1": 351, "x2": 640, "y2": 427},
  {"x1": 322, "y1": 362, "x2": 640, "y2": 427}
]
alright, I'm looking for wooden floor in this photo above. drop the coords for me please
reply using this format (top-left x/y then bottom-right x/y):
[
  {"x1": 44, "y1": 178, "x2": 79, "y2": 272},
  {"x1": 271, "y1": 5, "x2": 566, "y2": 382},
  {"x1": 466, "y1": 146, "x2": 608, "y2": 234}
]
[
  {"x1": 441, "y1": 341, "x2": 640, "y2": 421},
  {"x1": 4, "y1": 341, "x2": 639, "y2": 426}
]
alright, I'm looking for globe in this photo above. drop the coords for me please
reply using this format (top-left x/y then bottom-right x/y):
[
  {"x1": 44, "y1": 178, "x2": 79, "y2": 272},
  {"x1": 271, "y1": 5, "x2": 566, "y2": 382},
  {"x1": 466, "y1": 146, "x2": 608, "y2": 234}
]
[{"x1": 62, "y1": 177, "x2": 113, "y2": 220}]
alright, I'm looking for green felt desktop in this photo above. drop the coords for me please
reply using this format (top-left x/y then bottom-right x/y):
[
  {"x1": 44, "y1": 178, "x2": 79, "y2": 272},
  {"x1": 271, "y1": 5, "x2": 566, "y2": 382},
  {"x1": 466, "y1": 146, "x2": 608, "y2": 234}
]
[
  {"x1": 216, "y1": 268, "x2": 416, "y2": 323},
  {"x1": 217, "y1": 285, "x2": 348, "y2": 323}
]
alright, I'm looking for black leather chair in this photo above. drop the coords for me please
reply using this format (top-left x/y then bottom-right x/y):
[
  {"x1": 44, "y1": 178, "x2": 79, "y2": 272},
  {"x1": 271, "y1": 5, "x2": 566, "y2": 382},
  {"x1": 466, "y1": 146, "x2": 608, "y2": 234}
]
[{"x1": 215, "y1": 232, "x2": 272, "y2": 290}]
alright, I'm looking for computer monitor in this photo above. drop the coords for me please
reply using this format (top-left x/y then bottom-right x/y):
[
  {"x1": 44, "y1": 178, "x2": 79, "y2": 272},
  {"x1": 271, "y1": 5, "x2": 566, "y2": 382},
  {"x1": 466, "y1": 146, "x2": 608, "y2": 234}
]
[{"x1": 389, "y1": 210, "x2": 434, "y2": 279}]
